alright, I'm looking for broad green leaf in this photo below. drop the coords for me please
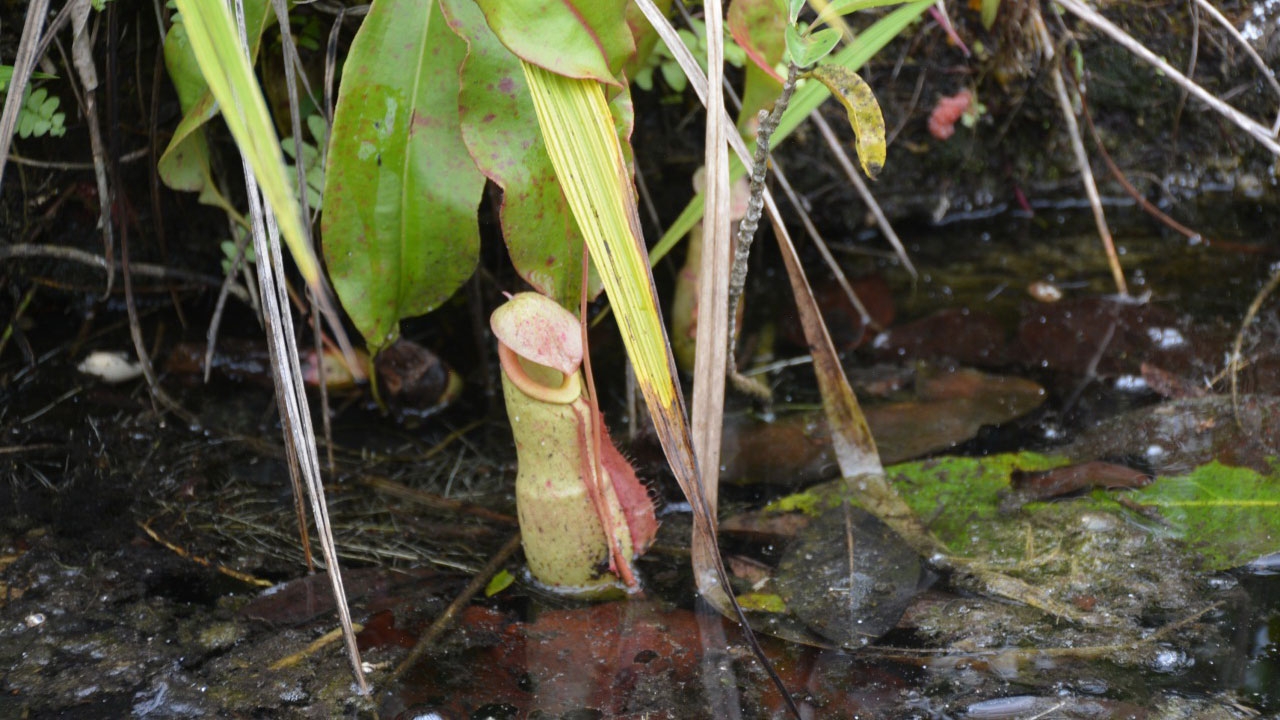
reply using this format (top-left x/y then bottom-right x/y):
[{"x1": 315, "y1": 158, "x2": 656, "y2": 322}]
[
  {"x1": 648, "y1": 0, "x2": 930, "y2": 265},
  {"x1": 172, "y1": 0, "x2": 320, "y2": 288},
  {"x1": 474, "y1": 0, "x2": 634, "y2": 84},
  {"x1": 159, "y1": 1, "x2": 270, "y2": 216},
  {"x1": 322, "y1": 0, "x2": 484, "y2": 354},
  {"x1": 787, "y1": 0, "x2": 807, "y2": 24},
  {"x1": 446, "y1": 0, "x2": 587, "y2": 308},
  {"x1": 807, "y1": 64, "x2": 885, "y2": 177},
  {"x1": 788, "y1": 26, "x2": 840, "y2": 68}
]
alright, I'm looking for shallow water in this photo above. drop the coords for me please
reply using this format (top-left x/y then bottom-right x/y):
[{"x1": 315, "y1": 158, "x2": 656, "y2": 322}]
[{"x1": 2, "y1": 198, "x2": 1278, "y2": 718}]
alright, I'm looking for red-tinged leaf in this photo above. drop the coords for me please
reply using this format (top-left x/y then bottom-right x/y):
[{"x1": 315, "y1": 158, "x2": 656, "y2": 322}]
[
  {"x1": 443, "y1": 0, "x2": 587, "y2": 307},
  {"x1": 727, "y1": 0, "x2": 787, "y2": 83},
  {"x1": 473, "y1": 0, "x2": 634, "y2": 84},
  {"x1": 322, "y1": 0, "x2": 484, "y2": 353}
]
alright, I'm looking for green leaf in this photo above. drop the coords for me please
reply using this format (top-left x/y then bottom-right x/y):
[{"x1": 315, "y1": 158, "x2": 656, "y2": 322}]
[
  {"x1": 787, "y1": 0, "x2": 807, "y2": 24},
  {"x1": 981, "y1": 0, "x2": 1000, "y2": 29},
  {"x1": 26, "y1": 88, "x2": 47, "y2": 110},
  {"x1": 659, "y1": 59, "x2": 687, "y2": 92},
  {"x1": 322, "y1": 0, "x2": 485, "y2": 353},
  {"x1": 473, "y1": 0, "x2": 634, "y2": 84},
  {"x1": 172, "y1": 0, "x2": 321, "y2": 287},
  {"x1": 0, "y1": 67, "x2": 56, "y2": 94},
  {"x1": 783, "y1": 24, "x2": 805, "y2": 67},
  {"x1": 444, "y1": 0, "x2": 587, "y2": 308},
  {"x1": 737, "y1": 592, "x2": 787, "y2": 613},
  {"x1": 485, "y1": 569, "x2": 515, "y2": 597},
  {"x1": 727, "y1": 0, "x2": 787, "y2": 84},
  {"x1": 1123, "y1": 461, "x2": 1280, "y2": 570},
  {"x1": 158, "y1": 3, "x2": 270, "y2": 215},
  {"x1": 883, "y1": 453, "x2": 1280, "y2": 571},
  {"x1": 797, "y1": 27, "x2": 841, "y2": 67},
  {"x1": 38, "y1": 94, "x2": 60, "y2": 118}
]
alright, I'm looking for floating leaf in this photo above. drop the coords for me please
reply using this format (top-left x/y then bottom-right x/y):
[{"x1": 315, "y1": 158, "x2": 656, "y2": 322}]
[
  {"x1": 1122, "y1": 461, "x2": 1280, "y2": 570},
  {"x1": 806, "y1": 64, "x2": 885, "y2": 177}
]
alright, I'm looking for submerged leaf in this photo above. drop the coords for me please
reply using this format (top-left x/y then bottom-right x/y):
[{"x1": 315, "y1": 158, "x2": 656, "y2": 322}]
[{"x1": 775, "y1": 503, "x2": 922, "y2": 647}]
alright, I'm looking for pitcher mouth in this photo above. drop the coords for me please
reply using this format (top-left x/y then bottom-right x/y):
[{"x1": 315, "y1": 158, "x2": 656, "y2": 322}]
[{"x1": 497, "y1": 341, "x2": 581, "y2": 405}]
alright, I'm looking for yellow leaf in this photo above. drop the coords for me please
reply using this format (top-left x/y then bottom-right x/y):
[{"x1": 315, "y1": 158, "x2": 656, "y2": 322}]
[{"x1": 807, "y1": 64, "x2": 886, "y2": 178}]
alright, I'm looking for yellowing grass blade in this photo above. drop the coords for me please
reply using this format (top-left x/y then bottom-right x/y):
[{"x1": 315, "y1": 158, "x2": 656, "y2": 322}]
[
  {"x1": 520, "y1": 61, "x2": 720, "y2": 588},
  {"x1": 172, "y1": 0, "x2": 318, "y2": 288}
]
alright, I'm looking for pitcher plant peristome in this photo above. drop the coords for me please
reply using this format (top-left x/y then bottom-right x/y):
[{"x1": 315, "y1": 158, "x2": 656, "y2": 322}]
[{"x1": 492, "y1": 293, "x2": 657, "y2": 591}]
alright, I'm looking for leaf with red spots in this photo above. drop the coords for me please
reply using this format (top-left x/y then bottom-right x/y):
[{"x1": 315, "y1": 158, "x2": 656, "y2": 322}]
[
  {"x1": 444, "y1": 0, "x2": 588, "y2": 307},
  {"x1": 322, "y1": 0, "x2": 484, "y2": 353}
]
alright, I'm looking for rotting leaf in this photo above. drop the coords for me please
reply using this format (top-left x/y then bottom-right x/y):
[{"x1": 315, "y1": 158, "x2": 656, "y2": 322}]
[
  {"x1": 774, "y1": 502, "x2": 923, "y2": 648},
  {"x1": 804, "y1": 64, "x2": 885, "y2": 178}
]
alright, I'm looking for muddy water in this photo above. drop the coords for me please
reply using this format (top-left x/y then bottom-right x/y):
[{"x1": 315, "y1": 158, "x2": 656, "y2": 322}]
[{"x1": 2, "y1": 198, "x2": 1278, "y2": 718}]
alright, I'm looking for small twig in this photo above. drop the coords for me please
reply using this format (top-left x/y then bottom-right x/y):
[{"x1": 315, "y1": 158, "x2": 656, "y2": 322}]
[
  {"x1": 1033, "y1": 11, "x2": 1127, "y2": 296},
  {"x1": 269, "y1": 623, "x2": 365, "y2": 671},
  {"x1": 1229, "y1": 265, "x2": 1280, "y2": 424},
  {"x1": 770, "y1": 154, "x2": 880, "y2": 332},
  {"x1": 390, "y1": 532, "x2": 523, "y2": 682},
  {"x1": 725, "y1": 64, "x2": 801, "y2": 402},
  {"x1": 1079, "y1": 87, "x2": 1207, "y2": 244},
  {"x1": 6, "y1": 146, "x2": 151, "y2": 169},
  {"x1": 719, "y1": 77, "x2": 885, "y2": 343},
  {"x1": 138, "y1": 517, "x2": 273, "y2": 587},
  {"x1": 1193, "y1": 0, "x2": 1280, "y2": 99},
  {"x1": 1168, "y1": 0, "x2": 1199, "y2": 145},
  {"x1": 0, "y1": 286, "x2": 38, "y2": 360},
  {"x1": 633, "y1": 163, "x2": 664, "y2": 238},
  {"x1": 363, "y1": 475, "x2": 518, "y2": 526},
  {"x1": 205, "y1": 219, "x2": 259, "y2": 382},
  {"x1": 0, "y1": 244, "x2": 253, "y2": 303}
]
